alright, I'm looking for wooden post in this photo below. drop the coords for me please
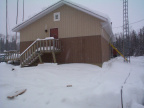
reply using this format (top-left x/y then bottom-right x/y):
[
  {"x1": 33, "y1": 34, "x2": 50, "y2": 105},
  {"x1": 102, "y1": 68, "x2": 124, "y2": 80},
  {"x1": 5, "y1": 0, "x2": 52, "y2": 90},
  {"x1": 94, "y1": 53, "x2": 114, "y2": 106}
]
[
  {"x1": 60, "y1": 40, "x2": 61, "y2": 50},
  {"x1": 50, "y1": 40, "x2": 51, "y2": 51},
  {"x1": 20, "y1": 55, "x2": 22, "y2": 67},
  {"x1": 31, "y1": 46, "x2": 33, "y2": 57},
  {"x1": 43, "y1": 40, "x2": 44, "y2": 51},
  {"x1": 46, "y1": 40, "x2": 48, "y2": 51},
  {"x1": 53, "y1": 39, "x2": 55, "y2": 52},
  {"x1": 38, "y1": 53, "x2": 42, "y2": 63},
  {"x1": 52, "y1": 52, "x2": 56, "y2": 63},
  {"x1": 34, "y1": 44, "x2": 36, "y2": 56},
  {"x1": 40, "y1": 41, "x2": 41, "y2": 52}
]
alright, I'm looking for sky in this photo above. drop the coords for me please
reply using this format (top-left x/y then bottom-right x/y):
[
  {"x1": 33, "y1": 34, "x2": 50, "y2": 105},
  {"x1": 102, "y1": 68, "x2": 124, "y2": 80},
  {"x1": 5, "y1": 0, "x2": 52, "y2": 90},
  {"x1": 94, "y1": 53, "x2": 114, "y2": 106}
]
[{"x1": 0, "y1": 0, "x2": 144, "y2": 36}]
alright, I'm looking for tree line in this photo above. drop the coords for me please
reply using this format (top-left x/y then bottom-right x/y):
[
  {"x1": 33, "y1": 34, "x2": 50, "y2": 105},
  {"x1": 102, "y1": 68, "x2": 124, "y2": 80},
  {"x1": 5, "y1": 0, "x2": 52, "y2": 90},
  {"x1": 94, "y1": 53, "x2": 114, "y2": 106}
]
[
  {"x1": 114, "y1": 26, "x2": 144, "y2": 56},
  {"x1": 0, "y1": 34, "x2": 20, "y2": 53}
]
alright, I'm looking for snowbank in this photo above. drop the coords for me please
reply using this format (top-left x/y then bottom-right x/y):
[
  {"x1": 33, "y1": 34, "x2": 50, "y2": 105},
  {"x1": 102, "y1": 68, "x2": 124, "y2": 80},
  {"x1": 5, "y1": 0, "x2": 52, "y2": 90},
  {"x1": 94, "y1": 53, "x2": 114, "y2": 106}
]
[{"x1": 0, "y1": 56, "x2": 144, "y2": 108}]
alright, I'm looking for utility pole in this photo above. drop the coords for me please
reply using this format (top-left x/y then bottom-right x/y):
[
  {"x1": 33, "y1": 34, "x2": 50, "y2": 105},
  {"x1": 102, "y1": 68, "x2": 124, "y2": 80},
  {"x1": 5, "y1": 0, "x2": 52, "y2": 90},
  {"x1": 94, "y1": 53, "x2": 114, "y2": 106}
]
[
  {"x1": 0, "y1": 38, "x2": 1, "y2": 53},
  {"x1": 23, "y1": 0, "x2": 24, "y2": 21},
  {"x1": 15, "y1": 0, "x2": 19, "y2": 50},
  {"x1": 6, "y1": 0, "x2": 8, "y2": 51},
  {"x1": 16, "y1": 0, "x2": 19, "y2": 24},
  {"x1": 123, "y1": 0, "x2": 130, "y2": 62}
]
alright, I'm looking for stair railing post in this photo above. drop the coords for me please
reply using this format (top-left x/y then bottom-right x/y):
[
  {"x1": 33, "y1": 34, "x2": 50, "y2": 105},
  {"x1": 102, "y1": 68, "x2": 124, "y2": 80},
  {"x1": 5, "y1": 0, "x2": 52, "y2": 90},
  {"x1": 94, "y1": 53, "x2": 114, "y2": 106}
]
[
  {"x1": 15, "y1": 51, "x2": 16, "y2": 60},
  {"x1": 36, "y1": 41, "x2": 38, "y2": 53},
  {"x1": 20, "y1": 55, "x2": 22, "y2": 67},
  {"x1": 46, "y1": 40, "x2": 48, "y2": 51},
  {"x1": 30, "y1": 47, "x2": 31, "y2": 60},
  {"x1": 32, "y1": 45, "x2": 34, "y2": 59},
  {"x1": 53, "y1": 39, "x2": 55, "y2": 52},
  {"x1": 28, "y1": 48, "x2": 31, "y2": 60},
  {"x1": 27, "y1": 50, "x2": 28, "y2": 63},
  {"x1": 52, "y1": 51, "x2": 56, "y2": 63},
  {"x1": 43, "y1": 40, "x2": 44, "y2": 52},
  {"x1": 40, "y1": 40, "x2": 41, "y2": 52},
  {"x1": 28, "y1": 49, "x2": 29, "y2": 62},
  {"x1": 25, "y1": 52, "x2": 26, "y2": 63},
  {"x1": 34, "y1": 43, "x2": 36, "y2": 56},
  {"x1": 50, "y1": 40, "x2": 51, "y2": 51}
]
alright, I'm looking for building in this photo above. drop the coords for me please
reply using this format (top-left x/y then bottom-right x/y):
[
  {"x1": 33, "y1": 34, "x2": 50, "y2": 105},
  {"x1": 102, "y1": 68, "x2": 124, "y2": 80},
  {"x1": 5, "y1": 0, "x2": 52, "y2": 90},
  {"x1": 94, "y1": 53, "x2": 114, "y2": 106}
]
[{"x1": 12, "y1": 0, "x2": 113, "y2": 67}]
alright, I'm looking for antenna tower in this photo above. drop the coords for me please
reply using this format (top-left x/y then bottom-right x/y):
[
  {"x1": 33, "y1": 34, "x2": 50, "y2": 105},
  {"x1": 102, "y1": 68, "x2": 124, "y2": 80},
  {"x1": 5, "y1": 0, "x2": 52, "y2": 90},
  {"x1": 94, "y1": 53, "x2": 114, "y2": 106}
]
[{"x1": 123, "y1": 0, "x2": 130, "y2": 62}]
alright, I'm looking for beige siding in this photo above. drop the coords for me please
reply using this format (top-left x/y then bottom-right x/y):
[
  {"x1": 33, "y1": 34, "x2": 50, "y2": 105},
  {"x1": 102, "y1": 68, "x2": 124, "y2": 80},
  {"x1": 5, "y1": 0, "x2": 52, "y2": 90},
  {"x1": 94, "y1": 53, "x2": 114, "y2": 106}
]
[
  {"x1": 101, "y1": 28, "x2": 110, "y2": 42},
  {"x1": 20, "y1": 5, "x2": 103, "y2": 42}
]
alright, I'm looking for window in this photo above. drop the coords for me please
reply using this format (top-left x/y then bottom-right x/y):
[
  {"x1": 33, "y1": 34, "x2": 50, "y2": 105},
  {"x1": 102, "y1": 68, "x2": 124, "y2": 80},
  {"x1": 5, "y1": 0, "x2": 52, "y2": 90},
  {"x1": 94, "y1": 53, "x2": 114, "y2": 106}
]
[{"x1": 54, "y1": 12, "x2": 60, "y2": 21}]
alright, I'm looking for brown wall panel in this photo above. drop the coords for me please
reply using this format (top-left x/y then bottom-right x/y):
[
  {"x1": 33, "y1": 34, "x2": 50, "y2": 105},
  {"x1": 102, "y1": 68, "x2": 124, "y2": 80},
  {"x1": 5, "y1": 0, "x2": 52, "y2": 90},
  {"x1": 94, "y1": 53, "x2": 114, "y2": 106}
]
[
  {"x1": 20, "y1": 41, "x2": 33, "y2": 53},
  {"x1": 101, "y1": 36, "x2": 110, "y2": 63},
  {"x1": 57, "y1": 35, "x2": 102, "y2": 64},
  {"x1": 41, "y1": 53, "x2": 53, "y2": 63}
]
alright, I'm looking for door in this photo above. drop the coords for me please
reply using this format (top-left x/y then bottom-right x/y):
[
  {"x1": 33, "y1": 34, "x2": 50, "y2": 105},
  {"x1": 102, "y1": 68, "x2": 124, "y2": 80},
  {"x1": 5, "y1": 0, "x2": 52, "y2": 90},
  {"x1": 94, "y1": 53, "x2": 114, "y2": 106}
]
[{"x1": 50, "y1": 28, "x2": 58, "y2": 39}]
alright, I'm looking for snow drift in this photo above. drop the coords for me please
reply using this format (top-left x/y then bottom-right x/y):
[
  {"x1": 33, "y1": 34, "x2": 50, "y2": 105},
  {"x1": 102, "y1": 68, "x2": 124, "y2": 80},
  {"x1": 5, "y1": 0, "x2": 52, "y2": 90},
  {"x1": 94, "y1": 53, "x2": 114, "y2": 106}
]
[{"x1": 0, "y1": 56, "x2": 144, "y2": 108}]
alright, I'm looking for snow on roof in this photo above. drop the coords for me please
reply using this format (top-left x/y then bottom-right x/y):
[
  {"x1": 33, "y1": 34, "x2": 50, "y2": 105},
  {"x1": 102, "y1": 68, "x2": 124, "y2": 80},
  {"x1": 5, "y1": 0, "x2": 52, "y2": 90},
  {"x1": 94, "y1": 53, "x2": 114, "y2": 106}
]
[{"x1": 12, "y1": 0, "x2": 113, "y2": 37}]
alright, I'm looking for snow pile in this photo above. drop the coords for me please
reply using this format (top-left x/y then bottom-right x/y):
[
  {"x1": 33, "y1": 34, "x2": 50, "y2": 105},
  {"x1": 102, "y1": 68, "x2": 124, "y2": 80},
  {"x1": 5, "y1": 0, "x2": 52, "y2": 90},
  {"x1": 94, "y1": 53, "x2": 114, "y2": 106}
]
[
  {"x1": 0, "y1": 56, "x2": 144, "y2": 108},
  {"x1": 37, "y1": 37, "x2": 54, "y2": 40},
  {"x1": 45, "y1": 37, "x2": 54, "y2": 40},
  {"x1": 36, "y1": 46, "x2": 60, "y2": 51}
]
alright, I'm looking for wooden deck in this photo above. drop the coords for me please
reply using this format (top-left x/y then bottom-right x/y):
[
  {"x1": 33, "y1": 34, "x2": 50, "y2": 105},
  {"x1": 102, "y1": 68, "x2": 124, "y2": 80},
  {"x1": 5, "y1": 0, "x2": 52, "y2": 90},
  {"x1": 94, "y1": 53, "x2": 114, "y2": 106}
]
[
  {"x1": 4, "y1": 39, "x2": 61, "y2": 67},
  {"x1": 4, "y1": 50, "x2": 20, "y2": 62}
]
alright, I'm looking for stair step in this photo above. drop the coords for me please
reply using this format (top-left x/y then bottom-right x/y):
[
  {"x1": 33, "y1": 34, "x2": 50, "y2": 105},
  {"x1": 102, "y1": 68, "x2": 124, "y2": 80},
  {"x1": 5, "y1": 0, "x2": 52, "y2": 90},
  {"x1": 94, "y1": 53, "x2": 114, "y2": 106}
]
[{"x1": 21, "y1": 53, "x2": 43, "y2": 67}]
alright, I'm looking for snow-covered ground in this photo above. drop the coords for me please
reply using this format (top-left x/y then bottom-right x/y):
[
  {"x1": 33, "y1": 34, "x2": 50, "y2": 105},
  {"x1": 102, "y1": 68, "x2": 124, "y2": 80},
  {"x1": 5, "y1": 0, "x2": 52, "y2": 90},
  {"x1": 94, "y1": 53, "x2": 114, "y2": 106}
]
[{"x1": 0, "y1": 56, "x2": 144, "y2": 108}]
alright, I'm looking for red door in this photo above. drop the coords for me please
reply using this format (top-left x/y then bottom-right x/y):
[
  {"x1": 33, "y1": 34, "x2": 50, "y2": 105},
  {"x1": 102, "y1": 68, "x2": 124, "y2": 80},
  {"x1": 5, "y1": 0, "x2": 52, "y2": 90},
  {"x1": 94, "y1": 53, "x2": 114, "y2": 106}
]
[{"x1": 50, "y1": 28, "x2": 58, "y2": 39}]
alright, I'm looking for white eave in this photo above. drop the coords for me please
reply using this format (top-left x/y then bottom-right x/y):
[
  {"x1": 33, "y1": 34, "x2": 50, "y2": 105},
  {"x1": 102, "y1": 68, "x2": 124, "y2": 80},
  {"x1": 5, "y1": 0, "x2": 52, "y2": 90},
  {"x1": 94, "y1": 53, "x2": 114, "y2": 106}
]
[{"x1": 12, "y1": 0, "x2": 112, "y2": 36}]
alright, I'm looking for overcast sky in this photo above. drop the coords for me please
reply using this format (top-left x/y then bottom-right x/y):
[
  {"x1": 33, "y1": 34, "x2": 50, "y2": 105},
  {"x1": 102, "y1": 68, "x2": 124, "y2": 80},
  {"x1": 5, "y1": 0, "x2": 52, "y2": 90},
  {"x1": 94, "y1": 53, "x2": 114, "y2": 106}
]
[{"x1": 0, "y1": 0, "x2": 144, "y2": 36}]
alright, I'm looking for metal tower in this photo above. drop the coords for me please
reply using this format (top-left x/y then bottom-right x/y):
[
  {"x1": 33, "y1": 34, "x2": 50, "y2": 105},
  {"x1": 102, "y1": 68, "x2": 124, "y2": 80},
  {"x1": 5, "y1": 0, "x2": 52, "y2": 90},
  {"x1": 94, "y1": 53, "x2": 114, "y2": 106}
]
[{"x1": 123, "y1": 0, "x2": 130, "y2": 62}]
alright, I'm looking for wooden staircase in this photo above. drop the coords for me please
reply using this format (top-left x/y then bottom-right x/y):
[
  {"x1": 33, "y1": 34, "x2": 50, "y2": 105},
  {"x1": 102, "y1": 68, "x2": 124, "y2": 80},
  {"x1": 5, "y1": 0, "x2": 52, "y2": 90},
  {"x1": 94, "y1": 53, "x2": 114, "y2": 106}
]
[{"x1": 20, "y1": 38, "x2": 61, "y2": 67}]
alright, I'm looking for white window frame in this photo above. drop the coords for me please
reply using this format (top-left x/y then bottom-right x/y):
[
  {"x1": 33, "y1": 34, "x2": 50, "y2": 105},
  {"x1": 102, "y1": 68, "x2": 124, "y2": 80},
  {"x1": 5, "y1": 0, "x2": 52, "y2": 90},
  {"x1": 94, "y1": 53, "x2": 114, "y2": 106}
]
[{"x1": 54, "y1": 12, "x2": 60, "y2": 21}]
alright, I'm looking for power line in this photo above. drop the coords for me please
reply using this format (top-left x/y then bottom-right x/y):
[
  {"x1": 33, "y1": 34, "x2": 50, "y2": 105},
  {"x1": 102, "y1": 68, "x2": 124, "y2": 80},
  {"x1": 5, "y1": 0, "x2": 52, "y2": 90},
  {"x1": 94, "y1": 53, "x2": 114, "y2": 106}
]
[
  {"x1": 130, "y1": 19, "x2": 144, "y2": 25},
  {"x1": 113, "y1": 18, "x2": 144, "y2": 29}
]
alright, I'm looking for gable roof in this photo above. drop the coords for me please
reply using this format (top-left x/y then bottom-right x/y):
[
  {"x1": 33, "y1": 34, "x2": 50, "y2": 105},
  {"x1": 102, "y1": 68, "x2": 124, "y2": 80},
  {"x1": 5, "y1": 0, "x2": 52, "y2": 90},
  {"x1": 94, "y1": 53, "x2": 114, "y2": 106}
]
[{"x1": 12, "y1": 0, "x2": 113, "y2": 37}]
